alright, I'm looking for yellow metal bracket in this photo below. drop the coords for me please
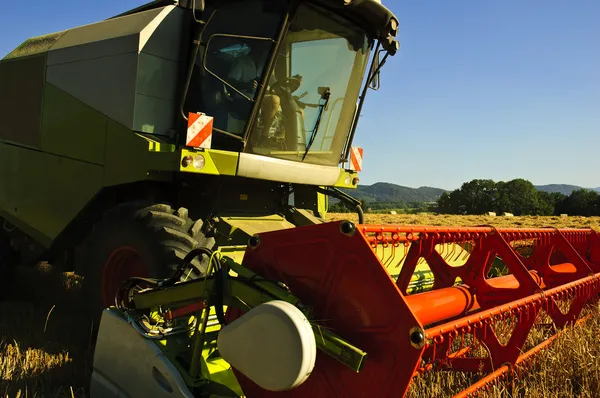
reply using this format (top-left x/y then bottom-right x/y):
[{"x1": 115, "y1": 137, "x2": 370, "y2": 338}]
[
  {"x1": 180, "y1": 148, "x2": 239, "y2": 176},
  {"x1": 333, "y1": 169, "x2": 360, "y2": 189}
]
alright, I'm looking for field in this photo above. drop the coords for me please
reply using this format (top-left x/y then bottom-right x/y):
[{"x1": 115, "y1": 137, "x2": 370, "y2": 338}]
[
  {"x1": 326, "y1": 212, "x2": 600, "y2": 230},
  {"x1": 2, "y1": 214, "x2": 600, "y2": 397}
]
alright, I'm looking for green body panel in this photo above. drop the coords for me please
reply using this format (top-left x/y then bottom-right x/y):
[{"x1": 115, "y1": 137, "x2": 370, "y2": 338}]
[
  {"x1": 103, "y1": 119, "x2": 179, "y2": 187},
  {"x1": 0, "y1": 142, "x2": 103, "y2": 247},
  {"x1": 288, "y1": 208, "x2": 325, "y2": 227},
  {"x1": 215, "y1": 245, "x2": 248, "y2": 266},
  {"x1": 0, "y1": 54, "x2": 46, "y2": 149},
  {"x1": 0, "y1": 6, "x2": 186, "y2": 247},
  {"x1": 41, "y1": 83, "x2": 107, "y2": 165},
  {"x1": 0, "y1": 88, "x2": 180, "y2": 246},
  {"x1": 4, "y1": 31, "x2": 67, "y2": 60},
  {"x1": 216, "y1": 215, "x2": 297, "y2": 246},
  {"x1": 318, "y1": 190, "x2": 329, "y2": 216},
  {"x1": 205, "y1": 358, "x2": 244, "y2": 396}
]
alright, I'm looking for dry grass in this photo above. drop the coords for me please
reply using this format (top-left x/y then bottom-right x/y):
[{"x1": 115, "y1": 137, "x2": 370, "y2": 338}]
[
  {"x1": 0, "y1": 214, "x2": 599, "y2": 397},
  {"x1": 406, "y1": 303, "x2": 600, "y2": 398},
  {"x1": 0, "y1": 264, "x2": 93, "y2": 397},
  {"x1": 325, "y1": 212, "x2": 600, "y2": 231}
]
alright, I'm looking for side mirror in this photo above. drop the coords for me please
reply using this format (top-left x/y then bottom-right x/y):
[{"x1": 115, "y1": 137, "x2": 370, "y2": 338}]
[
  {"x1": 368, "y1": 50, "x2": 384, "y2": 91},
  {"x1": 318, "y1": 86, "x2": 331, "y2": 98},
  {"x1": 193, "y1": 0, "x2": 205, "y2": 11}
]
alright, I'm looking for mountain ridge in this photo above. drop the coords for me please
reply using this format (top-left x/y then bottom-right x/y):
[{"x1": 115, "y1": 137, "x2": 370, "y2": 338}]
[
  {"x1": 343, "y1": 182, "x2": 599, "y2": 204},
  {"x1": 534, "y1": 184, "x2": 600, "y2": 195},
  {"x1": 343, "y1": 182, "x2": 448, "y2": 204}
]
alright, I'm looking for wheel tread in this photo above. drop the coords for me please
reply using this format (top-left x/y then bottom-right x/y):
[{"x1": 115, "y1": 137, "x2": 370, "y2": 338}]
[{"x1": 78, "y1": 201, "x2": 214, "y2": 314}]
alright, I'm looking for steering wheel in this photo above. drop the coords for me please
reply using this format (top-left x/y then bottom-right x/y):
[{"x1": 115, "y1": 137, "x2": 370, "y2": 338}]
[{"x1": 272, "y1": 75, "x2": 302, "y2": 95}]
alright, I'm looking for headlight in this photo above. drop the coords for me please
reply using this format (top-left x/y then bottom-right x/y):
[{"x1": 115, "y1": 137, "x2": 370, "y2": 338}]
[
  {"x1": 193, "y1": 154, "x2": 206, "y2": 170},
  {"x1": 181, "y1": 155, "x2": 193, "y2": 168}
]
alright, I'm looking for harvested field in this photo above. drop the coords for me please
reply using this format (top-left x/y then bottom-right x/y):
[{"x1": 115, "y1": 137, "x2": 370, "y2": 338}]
[
  {"x1": 1, "y1": 214, "x2": 600, "y2": 397},
  {"x1": 326, "y1": 213, "x2": 600, "y2": 230},
  {"x1": 0, "y1": 264, "x2": 91, "y2": 397}
]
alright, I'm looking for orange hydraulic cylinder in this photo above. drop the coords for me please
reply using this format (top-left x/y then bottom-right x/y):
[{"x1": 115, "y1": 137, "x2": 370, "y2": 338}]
[{"x1": 405, "y1": 263, "x2": 577, "y2": 327}]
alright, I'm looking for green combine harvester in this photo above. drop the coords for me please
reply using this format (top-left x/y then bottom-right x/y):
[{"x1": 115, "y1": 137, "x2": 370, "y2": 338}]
[
  {"x1": 0, "y1": 0, "x2": 405, "y2": 396},
  {"x1": 4, "y1": 2, "x2": 597, "y2": 397},
  {"x1": 0, "y1": 0, "x2": 399, "y2": 307}
]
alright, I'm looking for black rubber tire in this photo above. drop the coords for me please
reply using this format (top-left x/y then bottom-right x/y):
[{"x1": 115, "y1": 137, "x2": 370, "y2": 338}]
[{"x1": 79, "y1": 201, "x2": 215, "y2": 314}]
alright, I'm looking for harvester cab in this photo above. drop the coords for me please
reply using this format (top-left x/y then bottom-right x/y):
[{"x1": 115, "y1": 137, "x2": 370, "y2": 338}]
[{"x1": 177, "y1": 0, "x2": 398, "y2": 176}]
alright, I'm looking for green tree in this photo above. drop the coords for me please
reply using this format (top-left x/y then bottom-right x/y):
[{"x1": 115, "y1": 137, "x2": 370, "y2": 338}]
[
  {"x1": 329, "y1": 201, "x2": 350, "y2": 213},
  {"x1": 436, "y1": 191, "x2": 462, "y2": 214},
  {"x1": 458, "y1": 179, "x2": 498, "y2": 214},
  {"x1": 536, "y1": 191, "x2": 565, "y2": 216},
  {"x1": 495, "y1": 179, "x2": 540, "y2": 215},
  {"x1": 559, "y1": 189, "x2": 600, "y2": 216}
]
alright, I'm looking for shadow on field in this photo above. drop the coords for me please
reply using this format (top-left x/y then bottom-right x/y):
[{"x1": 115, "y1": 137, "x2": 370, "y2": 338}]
[{"x1": 0, "y1": 263, "x2": 95, "y2": 397}]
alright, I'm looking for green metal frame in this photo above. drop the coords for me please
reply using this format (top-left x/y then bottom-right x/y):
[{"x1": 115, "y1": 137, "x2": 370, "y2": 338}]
[{"x1": 122, "y1": 252, "x2": 367, "y2": 395}]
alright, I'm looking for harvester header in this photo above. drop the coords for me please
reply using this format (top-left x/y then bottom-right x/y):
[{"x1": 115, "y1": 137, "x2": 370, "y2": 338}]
[{"x1": 92, "y1": 220, "x2": 600, "y2": 397}]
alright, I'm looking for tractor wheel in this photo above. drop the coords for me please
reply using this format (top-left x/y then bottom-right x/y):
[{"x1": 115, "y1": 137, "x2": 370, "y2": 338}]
[{"x1": 80, "y1": 202, "x2": 215, "y2": 313}]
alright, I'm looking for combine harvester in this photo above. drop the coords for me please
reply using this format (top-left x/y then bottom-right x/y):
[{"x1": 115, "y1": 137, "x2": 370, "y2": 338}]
[{"x1": 1, "y1": 0, "x2": 599, "y2": 396}]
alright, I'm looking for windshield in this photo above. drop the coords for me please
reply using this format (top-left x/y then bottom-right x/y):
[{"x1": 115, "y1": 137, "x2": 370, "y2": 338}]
[{"x1": 247, "y1": 2, "x2": 371, "y2": 167}]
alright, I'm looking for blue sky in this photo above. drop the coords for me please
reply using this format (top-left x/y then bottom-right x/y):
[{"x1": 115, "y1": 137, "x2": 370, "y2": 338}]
[{"x1": 1, "y1": 0, "x2": 598, "y2": 190}]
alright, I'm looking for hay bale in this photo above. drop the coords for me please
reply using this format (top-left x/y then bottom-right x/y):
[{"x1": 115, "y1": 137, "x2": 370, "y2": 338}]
[
  {"x1": 487, "y1": 212, "x2": 496, "y2": 217},
  {"x1": 389, "y1": 210, "x2": 397, "y2": 215},
  {"x1": 503, "y1": 212, "x2": 514, "y2": 217},
  {"x1": 560, "y1": 214, "x2": 568, "y2": 218}
]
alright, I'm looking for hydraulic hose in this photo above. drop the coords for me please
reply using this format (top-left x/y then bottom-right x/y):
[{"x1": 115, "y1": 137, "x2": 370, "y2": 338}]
[
  {"x1": 355, "y1": 203, "x2": 365, "y2": 224},
  {"x1": 316, "y1": 186, "x2": 365, "y2": 224}
]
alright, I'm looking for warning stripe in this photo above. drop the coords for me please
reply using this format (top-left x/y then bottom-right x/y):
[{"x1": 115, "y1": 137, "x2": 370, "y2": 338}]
[
  {"x1": 349, "y1": 147, "x2": 363, "y2": 172},
  {"x1": 186, "y1": 112, "x2": 213, "y2": 148}
]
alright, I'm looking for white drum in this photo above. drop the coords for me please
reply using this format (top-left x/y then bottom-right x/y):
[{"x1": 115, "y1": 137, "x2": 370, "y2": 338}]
[{"x1": 217, "y1": 300, "x2": 317, "y2": 392}]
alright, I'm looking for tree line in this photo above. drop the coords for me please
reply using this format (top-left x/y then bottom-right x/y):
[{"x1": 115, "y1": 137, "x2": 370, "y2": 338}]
[{"x1": 436, "y1": 178, "x2": 600, "y2": 216}]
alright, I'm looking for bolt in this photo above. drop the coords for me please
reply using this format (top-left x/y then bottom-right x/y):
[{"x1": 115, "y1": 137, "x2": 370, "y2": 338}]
[
  {"x1": 248, "y1": 235, "x2": 260, "y2": 249},
  {"x1": 340, "y1": 221, "x2": 356, "y2": 236},
  {"x1": 409, "y1": 327, "x2": 425, "y2": 349}
]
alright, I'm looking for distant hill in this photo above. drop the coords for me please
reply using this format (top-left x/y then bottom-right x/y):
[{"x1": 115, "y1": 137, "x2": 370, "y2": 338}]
[
  {"x1": 341, "y1": 182, "x2": 448, "y2": 203},
  {"x1": 335, "y1": 182, "x2": 598, "y2": 207},
  {"x1": 534, "y1": 184, "x2": 599, "y2": 195}
]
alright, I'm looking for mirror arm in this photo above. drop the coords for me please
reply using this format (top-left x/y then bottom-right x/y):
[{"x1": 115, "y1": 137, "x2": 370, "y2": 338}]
[{"x1": 367, "y1": 50, "x2": 388, "y2": 89}]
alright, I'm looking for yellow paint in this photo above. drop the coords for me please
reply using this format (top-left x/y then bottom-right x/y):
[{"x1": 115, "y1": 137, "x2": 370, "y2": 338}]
[
  {"x1": 180, "y1": 148, "x2": 239, "y2": 175},
  {"x1": 333, "y1": 169, "x2": 359, "y2": 189},
  {"x1": 139, "y1": 134, "x2": 177, "y2": 153}
]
